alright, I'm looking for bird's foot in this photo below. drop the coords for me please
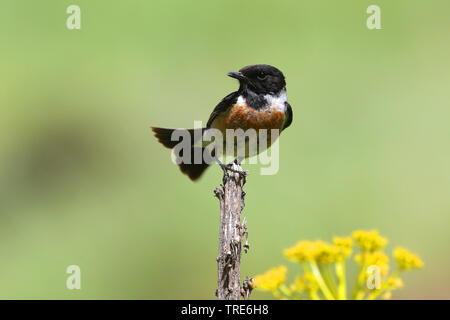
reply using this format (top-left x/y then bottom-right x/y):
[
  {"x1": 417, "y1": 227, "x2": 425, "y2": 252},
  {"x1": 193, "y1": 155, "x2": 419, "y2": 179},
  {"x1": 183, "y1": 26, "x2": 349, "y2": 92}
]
[
  {"x1": 219, "y1": 162, "x2": 247, "y2": 176},
  {"x1": 219, "y1": 160, "x2": 247, "y2": 184}
]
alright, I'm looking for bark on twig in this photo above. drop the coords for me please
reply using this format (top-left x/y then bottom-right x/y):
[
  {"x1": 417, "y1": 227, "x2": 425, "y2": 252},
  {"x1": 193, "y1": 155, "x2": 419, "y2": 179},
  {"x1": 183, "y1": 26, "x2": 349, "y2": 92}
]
[{"x1": 214, "y1": 162, "x2": 250, "y2": 300}]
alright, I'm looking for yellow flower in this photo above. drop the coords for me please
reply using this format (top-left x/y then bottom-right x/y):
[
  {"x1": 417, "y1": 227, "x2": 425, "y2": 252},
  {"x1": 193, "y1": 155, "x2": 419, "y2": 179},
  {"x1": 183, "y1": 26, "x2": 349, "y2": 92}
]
[
  {"x1": 393, "y1": 247, "x2": 424, "y2": 270},
  {"x1": 289, "y1": 276, "x2": 306, "y2": 293},
  {"x1": 303, "y1": 272, "x2": 319, "y2": 292},
  {"x1": 352, "y1": 230, "x2": 388, "y2": 252},
  {"x1": 386, "y1": 277, "x2": 404, "y2": 289},
  {"x1": 252, "y1": 266, "x2": 287, "y2": 291},
  {"x1": 284, "y1": 241, "x2": 317, "y2": 262},
  {"x1": 302, "y1": 272, "x2": 320, "y2": 299},
  {"x1": 313, "y1": 240, "x2": 337, "y2": 264},
  {"x1": 382, "y1": 291, "x2": 392, "y2": 300},
  {"x1": 333, "y1": 236, "x2": 353, "y2": 261},
  {"x1": 257, "y1": 230, "x2": 423, "y2": 300},
  {"x1": 284, "y1": 240, "x2": 342, "y2": 264},
  {"x1": 355, "y1": 251, "x2": 390, "y2": 276}
]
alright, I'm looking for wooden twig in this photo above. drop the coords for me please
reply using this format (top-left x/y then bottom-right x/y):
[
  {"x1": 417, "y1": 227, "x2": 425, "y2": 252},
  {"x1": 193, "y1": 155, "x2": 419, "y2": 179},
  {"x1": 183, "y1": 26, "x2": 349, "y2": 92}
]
[{"x1": 214, "y1": 162, "x2": 251, "y2": 300}]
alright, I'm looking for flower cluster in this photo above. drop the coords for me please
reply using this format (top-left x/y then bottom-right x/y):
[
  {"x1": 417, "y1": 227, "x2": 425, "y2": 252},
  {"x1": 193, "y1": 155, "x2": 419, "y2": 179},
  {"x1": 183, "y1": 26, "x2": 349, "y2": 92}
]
[
  {"x1": 353, "y1": 230, "x2": 388, "y2": 252},
  {"x1": 251, "y1": 230, "x2": 423, "y2": 300},
  {"x1": 393, "y1": 247, "x2": 424, "y2": 270},
  {"x1": 252, "y1": 266, "x2": 287, "y2": 292}
]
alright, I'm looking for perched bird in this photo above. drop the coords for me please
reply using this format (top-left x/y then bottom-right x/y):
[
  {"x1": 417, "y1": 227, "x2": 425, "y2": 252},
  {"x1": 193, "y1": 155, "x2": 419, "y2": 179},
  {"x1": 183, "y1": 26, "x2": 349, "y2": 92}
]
[{"x1": 151, "y1": 64, "x2": 293, "y2": 181}]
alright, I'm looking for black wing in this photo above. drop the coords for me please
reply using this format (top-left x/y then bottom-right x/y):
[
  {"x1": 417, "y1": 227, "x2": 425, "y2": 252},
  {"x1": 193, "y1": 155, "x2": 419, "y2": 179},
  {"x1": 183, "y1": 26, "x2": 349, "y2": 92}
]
[
  {"x1": 206, "y1": 91, "x2": 239, "y2": 128},
  {"x1": 282, "y1": 102, "x2": 293, "y2": 131}
]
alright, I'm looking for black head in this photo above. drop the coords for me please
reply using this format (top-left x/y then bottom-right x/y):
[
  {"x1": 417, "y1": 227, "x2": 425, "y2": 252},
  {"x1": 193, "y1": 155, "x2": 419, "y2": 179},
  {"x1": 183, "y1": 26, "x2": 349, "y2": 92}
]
[{"x1": 228, "y1": 64, "x2": 286, "y2": 95}]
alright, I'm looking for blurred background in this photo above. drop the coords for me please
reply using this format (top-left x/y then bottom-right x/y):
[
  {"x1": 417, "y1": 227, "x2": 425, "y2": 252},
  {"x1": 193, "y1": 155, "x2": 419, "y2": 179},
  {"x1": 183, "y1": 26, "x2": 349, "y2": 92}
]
[{"x1": 0, "y1": 0, "x2": 449, "y2": 299}]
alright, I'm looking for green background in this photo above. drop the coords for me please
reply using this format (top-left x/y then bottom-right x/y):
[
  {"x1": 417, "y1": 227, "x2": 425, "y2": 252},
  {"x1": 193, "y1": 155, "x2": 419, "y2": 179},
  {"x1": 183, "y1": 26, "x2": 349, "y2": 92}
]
[{"x1": 0, "y1": 0, "x2": 449, "y2": 299}]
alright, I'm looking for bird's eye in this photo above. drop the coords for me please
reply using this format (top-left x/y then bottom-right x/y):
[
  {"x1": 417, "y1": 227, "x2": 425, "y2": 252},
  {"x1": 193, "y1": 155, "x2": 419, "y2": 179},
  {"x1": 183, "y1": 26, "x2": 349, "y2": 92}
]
[{"x1": 257, "y1": 72, "x2": 267, "y2": 81}]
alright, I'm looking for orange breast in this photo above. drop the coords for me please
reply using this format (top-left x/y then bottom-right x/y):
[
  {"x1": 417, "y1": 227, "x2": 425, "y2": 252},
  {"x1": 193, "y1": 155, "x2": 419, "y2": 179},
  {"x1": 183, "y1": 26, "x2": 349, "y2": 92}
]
[{"x1": 211, "y1": 103, "x2": 285, "y2": 134}]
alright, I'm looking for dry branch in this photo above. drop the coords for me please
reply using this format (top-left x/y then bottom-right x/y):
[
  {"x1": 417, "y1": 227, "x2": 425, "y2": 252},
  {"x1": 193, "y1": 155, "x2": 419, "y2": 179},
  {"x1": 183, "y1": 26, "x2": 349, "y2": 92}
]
[{"x1": 214, "y1": 162, "x2": 251, "y2": 300}]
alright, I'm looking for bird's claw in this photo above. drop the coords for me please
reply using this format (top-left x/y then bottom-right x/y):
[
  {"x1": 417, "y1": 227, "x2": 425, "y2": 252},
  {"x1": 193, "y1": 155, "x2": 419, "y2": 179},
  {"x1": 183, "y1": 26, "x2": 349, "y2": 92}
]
[{"x1": 220, "y1": 162, "x2": 248, "y2": 178}]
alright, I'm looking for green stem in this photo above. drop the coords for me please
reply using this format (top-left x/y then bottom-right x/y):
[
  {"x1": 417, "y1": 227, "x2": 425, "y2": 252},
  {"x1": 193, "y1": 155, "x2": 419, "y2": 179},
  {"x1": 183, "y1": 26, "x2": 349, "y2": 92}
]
[
  {"x1": 335, "y1": 261, "x2": 347, "y2": 300},
  {"x1": 367, "y1": 290, "x2": 382, "y2": 300},
  {"x1": 302, "y1": 262, "x2": 311, "y2": 273},
  {"x1": 272, "y1": 289, "x2": 285, "y2": 300},
  {"x1": 309, "y1": 261, "x2": 335, "y2": 300},
  {"x1": 279, "y1": 284, "x2": 292, "y2": 298},
  {"x1": 351, "y1": 261, "x2": 367, "y2": 299},
  {"x1": 355, "y1": 290, "x2": 366, "y2": 300},
  {"x1": 320, "y1": 264, "x2": 338, "y2": 298},
  {"x1": 310, "y1": 291, "x2": 320, "y2": 300}
]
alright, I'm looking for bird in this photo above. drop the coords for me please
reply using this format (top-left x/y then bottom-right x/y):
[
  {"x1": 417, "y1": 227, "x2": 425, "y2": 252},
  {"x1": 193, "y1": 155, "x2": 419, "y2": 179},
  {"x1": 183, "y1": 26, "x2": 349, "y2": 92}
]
[{"x1": 151, "y1": 64, "x2": 293, "y2": 181}]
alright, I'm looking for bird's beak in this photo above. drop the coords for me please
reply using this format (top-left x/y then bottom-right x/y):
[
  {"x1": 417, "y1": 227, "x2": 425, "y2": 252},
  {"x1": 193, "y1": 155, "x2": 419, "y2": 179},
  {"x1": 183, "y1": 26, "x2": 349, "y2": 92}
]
[{"x1": 227, "y1": 71, "x2": 248, "y2": 83}]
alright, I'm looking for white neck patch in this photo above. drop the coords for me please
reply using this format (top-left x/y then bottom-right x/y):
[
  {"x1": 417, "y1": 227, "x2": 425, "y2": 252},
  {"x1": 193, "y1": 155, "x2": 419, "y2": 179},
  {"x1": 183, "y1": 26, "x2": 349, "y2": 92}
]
[
  {"x1": 236, "y1": 95, "x2": 246, "y2": 107},
  {"x1": 236, "y1": 88, "x2": 288, "y2": 112},
  {"x1": 265, "y1": 89, "x2": 287, "y2": 112}
]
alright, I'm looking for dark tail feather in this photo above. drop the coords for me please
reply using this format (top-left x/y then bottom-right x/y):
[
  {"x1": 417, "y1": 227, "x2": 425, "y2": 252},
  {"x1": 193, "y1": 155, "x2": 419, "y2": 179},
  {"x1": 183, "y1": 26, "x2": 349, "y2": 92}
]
[
  {"x1": 151, "y1": 127, "x2": 183, "y2": 149},
  {"x1": 151, "y1": 127, "x2": 210, "y2": 181},
  {"x1": 178, "y1": 154, "x2": 210, "y2": 181}
]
